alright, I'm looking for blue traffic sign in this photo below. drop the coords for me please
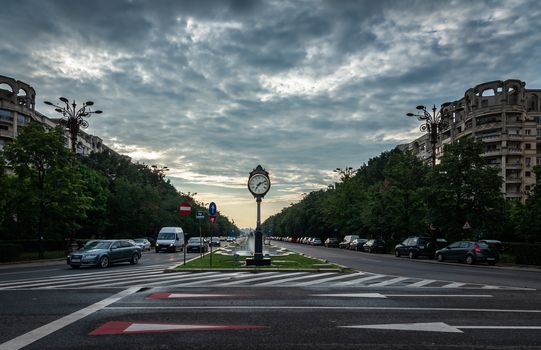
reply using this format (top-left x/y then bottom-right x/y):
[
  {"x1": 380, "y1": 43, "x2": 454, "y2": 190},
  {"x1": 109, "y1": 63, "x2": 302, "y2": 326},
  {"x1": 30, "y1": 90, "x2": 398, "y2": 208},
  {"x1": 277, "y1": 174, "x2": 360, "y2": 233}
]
[{"x1": 209, "y1": 202, "x2": 217, "y2": 215}]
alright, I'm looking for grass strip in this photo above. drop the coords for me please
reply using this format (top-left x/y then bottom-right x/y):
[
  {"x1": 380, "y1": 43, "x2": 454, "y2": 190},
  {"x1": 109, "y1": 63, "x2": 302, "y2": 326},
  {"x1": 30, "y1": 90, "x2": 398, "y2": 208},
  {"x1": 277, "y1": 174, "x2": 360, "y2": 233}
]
[{"x1": 175, "y1": 250, "x2": 345, "y2": 270}]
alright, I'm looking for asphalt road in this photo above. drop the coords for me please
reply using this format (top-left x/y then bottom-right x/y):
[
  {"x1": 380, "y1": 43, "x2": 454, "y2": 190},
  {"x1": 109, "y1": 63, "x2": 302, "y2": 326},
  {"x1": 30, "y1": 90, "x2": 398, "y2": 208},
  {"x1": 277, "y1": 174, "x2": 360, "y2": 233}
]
[{"x1": 0, "y1": 243, "x2": 540, "y2": 349}]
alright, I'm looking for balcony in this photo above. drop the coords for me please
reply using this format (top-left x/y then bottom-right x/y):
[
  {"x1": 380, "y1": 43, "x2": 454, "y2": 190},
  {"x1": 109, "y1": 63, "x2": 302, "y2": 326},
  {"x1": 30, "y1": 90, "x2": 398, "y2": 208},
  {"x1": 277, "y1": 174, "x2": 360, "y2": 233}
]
[
  {"x1": 482, "y1": 149, "x2": 501, "y2": 156},
  {"x1": 0, "y1": 129, "x2": 13, "y2": 137},
  {"x1": 505, "y1": 176, "x2": 522, "y2": 183},
  {"x1": 506, "y1": 162, "x2": 522, "y2": 169},
  {"x1": 507, "y1": 148, "x2": 523, "y2": 154}
]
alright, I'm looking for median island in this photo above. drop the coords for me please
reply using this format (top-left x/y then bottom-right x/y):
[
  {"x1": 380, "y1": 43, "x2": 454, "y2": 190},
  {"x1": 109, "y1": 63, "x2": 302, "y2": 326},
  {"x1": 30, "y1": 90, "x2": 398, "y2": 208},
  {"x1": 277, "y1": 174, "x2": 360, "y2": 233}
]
[{"x1": 170, "y1": 245, "x2": 348, "y2": 272}]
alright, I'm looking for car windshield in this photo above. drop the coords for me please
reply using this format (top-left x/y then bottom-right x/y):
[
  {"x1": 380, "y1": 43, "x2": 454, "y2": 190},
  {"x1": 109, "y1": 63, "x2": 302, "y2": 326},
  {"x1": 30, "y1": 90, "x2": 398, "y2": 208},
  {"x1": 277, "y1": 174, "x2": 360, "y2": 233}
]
[
  {"x1": 83, "y1": 241, "x2": 100, "y2": 249},
  {"x1": 188, "y1": 238, "x2": 203, "y2": 244},
  {"x1": 92, "y1": 241, "x2": 112, "y2": 250},
  {"x1": 158, "y1": 232, "x2": 175, "y2": 240},
  {"x1": 134, "y1": 239, "x2": 145, "y2": 243}
]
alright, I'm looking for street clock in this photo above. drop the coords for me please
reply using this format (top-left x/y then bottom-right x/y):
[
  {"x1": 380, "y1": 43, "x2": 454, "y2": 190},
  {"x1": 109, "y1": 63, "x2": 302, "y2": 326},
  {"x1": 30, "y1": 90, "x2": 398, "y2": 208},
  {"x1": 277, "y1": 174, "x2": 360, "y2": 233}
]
[{"x1": 248, "y1": 165, "x2": 271, "y2": 198}]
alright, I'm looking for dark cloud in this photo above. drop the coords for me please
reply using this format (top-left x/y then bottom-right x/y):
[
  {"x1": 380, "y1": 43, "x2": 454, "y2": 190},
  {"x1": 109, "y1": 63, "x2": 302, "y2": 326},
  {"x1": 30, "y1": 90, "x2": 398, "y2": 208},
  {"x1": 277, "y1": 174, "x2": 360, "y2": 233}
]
[{"x1": 2, "y1": 0, "x2": 541, "y2": 226}]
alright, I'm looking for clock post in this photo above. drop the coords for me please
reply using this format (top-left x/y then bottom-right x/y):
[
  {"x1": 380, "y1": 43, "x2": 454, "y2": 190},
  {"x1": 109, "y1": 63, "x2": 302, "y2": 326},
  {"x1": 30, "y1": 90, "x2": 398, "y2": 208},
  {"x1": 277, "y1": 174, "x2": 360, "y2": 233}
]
[{"x1": 247, "y1": 165, "x2": 271, "y2": 266}]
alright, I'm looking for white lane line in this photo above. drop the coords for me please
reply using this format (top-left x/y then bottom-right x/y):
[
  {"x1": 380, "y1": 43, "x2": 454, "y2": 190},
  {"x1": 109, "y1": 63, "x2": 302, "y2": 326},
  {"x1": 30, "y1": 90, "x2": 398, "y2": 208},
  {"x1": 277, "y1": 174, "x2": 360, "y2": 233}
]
[
  {"x1": 0, "y1": 287, "x2": 139, "y2": 350},
  {"x1": 58, "y1": 272, "x2": 193, "y2": 288},
  {"x1": 406, "y1": 279, "x2": 436, "y2": 288},
  {"x1": 215, "y1": 272, "x2": 283, "y2": 286},
  {"x1": 0, "y1": 266, "x2": 166, "y2": 288},
  {"x1": 368, "y1": 277, "x2": 409, "y2": 287},
  {"x1": 294, "y1": 272, "x2": 365, "y2": 286},
  {"x1": 256, "y1": 273, "x2": 335, "y2": 286},
  {"x1": 312, "y1": 293, "x2": 493, "y2": 298},
  {"x1": 333, "y1": 274, "x2": 385, "y2": 286},
  {"x1": 172, "y1": 273, "x2": 250, "y2": 286},
  {"x1": 440, "y1": 282, "x2": 466, "y2": 288},
  {"x1": 105, "y1": 306, "x2": 541, "y2": 313},
  {"x1": 166, "y1": 272, "x2": 237, "y2": 286}
]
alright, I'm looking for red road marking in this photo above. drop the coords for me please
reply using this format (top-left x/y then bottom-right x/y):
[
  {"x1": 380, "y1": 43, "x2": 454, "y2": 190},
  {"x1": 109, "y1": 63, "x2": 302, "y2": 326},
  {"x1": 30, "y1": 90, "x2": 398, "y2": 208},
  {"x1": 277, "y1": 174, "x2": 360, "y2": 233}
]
[{"x1": 89, "y1": 321, "x2": 268, "y2": 335}]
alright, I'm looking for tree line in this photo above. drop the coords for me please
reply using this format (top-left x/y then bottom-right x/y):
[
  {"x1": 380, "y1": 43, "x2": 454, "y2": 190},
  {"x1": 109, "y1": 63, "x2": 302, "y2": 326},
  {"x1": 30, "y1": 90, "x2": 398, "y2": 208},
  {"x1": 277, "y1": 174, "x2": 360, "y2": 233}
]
[
  {"x1": 0, "y1": 122, "x2": 239, "y2": 245},
  {"x1": 262, "y1": 138, "x2": 541, "y2": 244}
]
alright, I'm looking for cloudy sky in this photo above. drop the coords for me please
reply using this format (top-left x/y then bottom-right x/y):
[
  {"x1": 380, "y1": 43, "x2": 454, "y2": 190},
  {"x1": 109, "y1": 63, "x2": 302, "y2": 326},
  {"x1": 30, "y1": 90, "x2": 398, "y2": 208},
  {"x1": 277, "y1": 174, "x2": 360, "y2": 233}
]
[{"x1": 2, "y1": 0, "x2": 540, "y2": 228}]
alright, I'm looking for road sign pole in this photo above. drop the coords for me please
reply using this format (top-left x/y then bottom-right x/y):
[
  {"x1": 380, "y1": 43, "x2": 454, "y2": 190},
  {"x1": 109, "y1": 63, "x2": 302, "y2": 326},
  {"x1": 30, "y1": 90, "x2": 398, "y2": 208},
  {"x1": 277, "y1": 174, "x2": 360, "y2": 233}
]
[
  {"x1": 199, "y1": 220, "x2": 202, "y2": 259},
  {"x1": 183, "y1": 232, "x2": 186, "y2": 265}
]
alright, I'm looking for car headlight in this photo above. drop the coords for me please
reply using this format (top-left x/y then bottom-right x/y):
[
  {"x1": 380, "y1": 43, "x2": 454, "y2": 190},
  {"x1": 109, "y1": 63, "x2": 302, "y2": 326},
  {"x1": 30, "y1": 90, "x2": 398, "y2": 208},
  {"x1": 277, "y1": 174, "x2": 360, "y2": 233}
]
[
  {"x1": 85, "y1": 254, "x2": 98, "y2": 258},
  {"x1": 169, "y1": 243, "x2": 174, "y2": 246}
]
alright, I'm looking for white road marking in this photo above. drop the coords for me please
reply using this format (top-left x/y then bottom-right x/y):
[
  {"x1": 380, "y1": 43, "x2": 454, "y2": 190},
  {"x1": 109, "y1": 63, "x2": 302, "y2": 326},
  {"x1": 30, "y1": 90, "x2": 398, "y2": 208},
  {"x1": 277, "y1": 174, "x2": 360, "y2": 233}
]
[
  {"x1": 215, "y1": 272, "x2": 283, "y2": 286},
  {"x1": 173, "y1": 273, "x2": 250, "y2": 286},
  {"x1": 440, "y1": 282, "x2": 466, "y2": 288},
  {"x1": 368, "y1": 277, "x2": 409, "y2": 287},
  {"x1": 406, "y1": 279, "x2": 436, "y2": 287},
  {"x1": 312, "y1": 293, "x2": 493, "y2": 298},
  {"x1": 333, "y1": 274, "x2": 385, "y2": 286},
  {"x1": 294, "y1": 272, "x2": 365, "y2": 286},
  {"x1": 256, "y1": 272, "x2": 335, "y2": 286},
  {"x1": 105, "y1": 306, "x2": 541, "y2": 313},
  {"x1": 339, "y1": 322, "x2": 541, "y2": 333},
  {"x1": 0, "y1": 287, "x2": 139, "y2": 350}
]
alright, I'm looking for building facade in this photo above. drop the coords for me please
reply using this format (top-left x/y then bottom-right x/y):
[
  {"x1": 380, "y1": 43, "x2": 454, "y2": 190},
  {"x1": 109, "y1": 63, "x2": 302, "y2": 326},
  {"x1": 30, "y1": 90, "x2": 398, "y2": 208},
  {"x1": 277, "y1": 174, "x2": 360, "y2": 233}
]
[
  {"x1": 400, "y1": 79, "x2": 541, "y2": 201},
  {"x1": 0, "y1": 75, "x2": 112, "y2": 155}
]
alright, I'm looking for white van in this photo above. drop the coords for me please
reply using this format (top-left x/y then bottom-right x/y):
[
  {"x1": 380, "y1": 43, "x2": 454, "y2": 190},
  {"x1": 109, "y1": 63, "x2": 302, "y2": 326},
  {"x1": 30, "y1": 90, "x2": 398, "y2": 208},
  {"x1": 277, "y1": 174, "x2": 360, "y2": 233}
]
[{"x1": 155, "y1": 227, "x2": 184, "y2": 252}]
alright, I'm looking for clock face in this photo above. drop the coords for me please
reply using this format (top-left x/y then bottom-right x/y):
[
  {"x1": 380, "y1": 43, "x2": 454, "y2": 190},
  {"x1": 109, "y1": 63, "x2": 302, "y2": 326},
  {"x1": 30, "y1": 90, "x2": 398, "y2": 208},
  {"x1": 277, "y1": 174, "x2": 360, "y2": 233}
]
[{"x1": 248, "y1": 174, "x2": 270, "y2": 195}]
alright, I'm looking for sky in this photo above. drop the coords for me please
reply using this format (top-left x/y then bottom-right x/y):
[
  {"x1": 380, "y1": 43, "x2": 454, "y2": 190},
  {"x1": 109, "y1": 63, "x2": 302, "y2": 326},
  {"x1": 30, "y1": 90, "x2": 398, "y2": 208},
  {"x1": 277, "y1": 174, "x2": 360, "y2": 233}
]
[{"x1": 1, "y1": 0, "x2": 541, "y2": 228}]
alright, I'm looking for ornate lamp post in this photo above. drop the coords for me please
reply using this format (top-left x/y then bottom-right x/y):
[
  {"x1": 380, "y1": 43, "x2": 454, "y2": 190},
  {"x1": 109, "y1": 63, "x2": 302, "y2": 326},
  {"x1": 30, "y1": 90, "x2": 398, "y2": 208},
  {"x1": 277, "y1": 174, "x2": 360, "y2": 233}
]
[
  {"x1": 407, "y1": 103, "x2": 449, "y2": 166},
  {"x1": 44, "y1": 97, "x2": 102, "y2": 154}
]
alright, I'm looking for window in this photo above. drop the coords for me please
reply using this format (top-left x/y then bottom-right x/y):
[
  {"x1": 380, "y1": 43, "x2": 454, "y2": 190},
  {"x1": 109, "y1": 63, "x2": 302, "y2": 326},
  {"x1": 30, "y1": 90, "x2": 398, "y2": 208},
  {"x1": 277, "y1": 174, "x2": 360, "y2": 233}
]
[
  {"x1": 525, "y1": 171, "x2": 531, "y2": 177},
  {"x1": 525, "y1": 129, "x2": 531, "y2": 135},
  {"x1": 525, "y1": 185, "x2": 531, "y2": 191},
  {"x1": 525, "y1": 143, "x2": 531, "y2": 150},
  {"x1": 16, "y1": 114, "x2": 26, "y2": 125},
  {"x1": 0, "y1": 109, "x2": 11, "y2": 121}
]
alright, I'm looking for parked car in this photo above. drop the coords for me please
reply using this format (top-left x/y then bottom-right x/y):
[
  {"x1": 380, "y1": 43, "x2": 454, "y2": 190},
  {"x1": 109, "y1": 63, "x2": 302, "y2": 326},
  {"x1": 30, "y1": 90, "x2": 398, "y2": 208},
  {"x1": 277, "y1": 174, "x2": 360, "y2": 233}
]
[
  {"x1": 133, "y1": 238, "x2": 151, "y2": 251},
  {"x1": 339, "y1": 235, "x2": 359, "y2": 249},
  {"x1": 312, "y1": 238, "x2": 323, "y2": 246},
  {"x1": 350, "y1": 238, "x2": 368, "y2": 251},
  {"x1": 227, "y1": 236, "x2": 236, "y2": 242},
  {"x1": 479, "y1": 239, "x2": 505, "y2": 253},
  {"x1": 435, "y1": 241, "x2": 499, "y2": 265},
  {"x1": 67, "y1": 240, "x2": 141, "y2": 269},
  {"x1": 186, "y1": 237, "x2": 209, "y2": 253},
  {"x1": 324, "y1": 237, "x2": 340, "y2": 248},
  {"x1": 394, "y1": 236, "x2": 446, "y2": 259},
  {"x1": 363, "y1": 239, "x2": 386, "y2": 253}
]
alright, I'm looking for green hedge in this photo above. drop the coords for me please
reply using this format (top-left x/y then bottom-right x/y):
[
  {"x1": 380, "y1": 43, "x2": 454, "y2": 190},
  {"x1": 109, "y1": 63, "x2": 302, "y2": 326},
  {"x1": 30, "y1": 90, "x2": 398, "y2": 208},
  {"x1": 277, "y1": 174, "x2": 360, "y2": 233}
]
[
  {"x1": 0, "y1": 243, "x2": 24, "y2": 262},
  {"x1": 506, "y1": 242, "x2": 541, "y2": 266}
]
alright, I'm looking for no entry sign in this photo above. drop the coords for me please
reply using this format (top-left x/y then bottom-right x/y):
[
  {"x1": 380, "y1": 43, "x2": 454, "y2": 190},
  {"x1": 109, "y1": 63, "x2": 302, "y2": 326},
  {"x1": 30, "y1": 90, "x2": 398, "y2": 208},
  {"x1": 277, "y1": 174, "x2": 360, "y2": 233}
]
[{"x1": 178, "y1": 202, "x2": 192, "y2": 216}]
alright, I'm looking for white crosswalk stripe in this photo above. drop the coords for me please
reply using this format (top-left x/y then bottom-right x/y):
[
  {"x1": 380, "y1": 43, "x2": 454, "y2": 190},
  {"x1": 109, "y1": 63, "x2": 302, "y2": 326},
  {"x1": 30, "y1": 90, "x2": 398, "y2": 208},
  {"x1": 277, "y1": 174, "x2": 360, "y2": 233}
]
[{"x1": 0, "y1": 267, "x2": 532, "y2": 290}]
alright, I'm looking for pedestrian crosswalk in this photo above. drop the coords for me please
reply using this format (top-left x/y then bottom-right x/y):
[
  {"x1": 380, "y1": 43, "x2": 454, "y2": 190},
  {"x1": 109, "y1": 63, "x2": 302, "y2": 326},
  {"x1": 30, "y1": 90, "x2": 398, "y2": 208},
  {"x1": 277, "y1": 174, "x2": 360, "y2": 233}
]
[{"x1": 0, "y1": 264, "x2": 532, "y2": 291}]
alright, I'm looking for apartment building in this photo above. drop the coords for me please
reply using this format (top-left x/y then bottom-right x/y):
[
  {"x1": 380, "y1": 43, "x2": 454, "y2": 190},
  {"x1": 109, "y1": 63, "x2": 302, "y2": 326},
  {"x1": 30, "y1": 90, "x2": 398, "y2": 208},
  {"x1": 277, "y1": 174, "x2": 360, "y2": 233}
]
[
  {"x1": 0, "y1": 75, "x2": 112, "y2": 155},
  {"x1": 400, "y1": 79, "x2": 541, "y2": 201}
]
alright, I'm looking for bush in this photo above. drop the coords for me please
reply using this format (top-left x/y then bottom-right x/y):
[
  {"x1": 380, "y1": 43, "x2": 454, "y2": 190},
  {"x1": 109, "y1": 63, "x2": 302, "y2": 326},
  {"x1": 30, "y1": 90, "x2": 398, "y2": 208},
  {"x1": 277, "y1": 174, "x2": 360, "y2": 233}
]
[
  {"x1": 0, "y1": 240, "x2": 66, "y2": 253},
  {"x1": 0, "y1": 243, "x2": 24, "y2": 262},
  {"x1": 506, "y1": 242, "x2": 541, "y2": 266}
]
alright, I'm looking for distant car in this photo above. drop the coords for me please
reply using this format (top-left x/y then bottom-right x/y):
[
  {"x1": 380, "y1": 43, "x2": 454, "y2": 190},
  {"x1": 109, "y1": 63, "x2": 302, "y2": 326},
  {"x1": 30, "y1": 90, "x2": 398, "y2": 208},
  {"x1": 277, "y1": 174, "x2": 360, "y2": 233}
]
[
  {"x1": 394, "y1": 236, "x2": 446, "y2": 259},
  {"x1": 435, "y1": 241, "x2": 499, "y2": 265},
  {"x1": 67, "y1": 240, "x2": 141, "y2": 269},
  {"x1": 312, "y1": 238, "x2": 322, "y2": 246},
  {"x1": 324, "y1": 237, "x2": 340, "y2": 248},
  {"x1": 363, "y1": 239, "x2": 386, "y2": 253},
  {"x1": 350, "y1": 238, "x2": 368, "y2": 251},
  {"x1": 209, "y1": 237, "x2": 221, "y2": 247},
  {"x1": 227, "y1": 236, "x2": 236, "y2": 242},
  {"x1": 339, "y1": 235, "x2": 359, "y2": 249},
  {"x1": 186, "y1": 237, "x2": 209, "y2": 253},
  {"x1": 133, "y1": 238, "x2": 151, "y2": 251}
]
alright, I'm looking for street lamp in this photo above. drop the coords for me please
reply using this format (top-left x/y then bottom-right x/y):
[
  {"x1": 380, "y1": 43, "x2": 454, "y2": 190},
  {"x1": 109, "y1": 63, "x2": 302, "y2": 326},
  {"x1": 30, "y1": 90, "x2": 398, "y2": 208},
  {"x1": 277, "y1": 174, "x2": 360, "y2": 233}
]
[
  {"x1": 44, "y1": 97, "x2": 102, "y2": 154},
  {"x1": 406, "y1": 103, "x2": 450, "y2": 166}
]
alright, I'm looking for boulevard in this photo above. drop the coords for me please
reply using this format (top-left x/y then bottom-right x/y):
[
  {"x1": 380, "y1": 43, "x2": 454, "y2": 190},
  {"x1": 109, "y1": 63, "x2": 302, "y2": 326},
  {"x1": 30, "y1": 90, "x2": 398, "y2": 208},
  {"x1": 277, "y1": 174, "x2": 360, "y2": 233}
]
[{"x1": 1, "y1": 244, "x2": 540, "y2": 349}]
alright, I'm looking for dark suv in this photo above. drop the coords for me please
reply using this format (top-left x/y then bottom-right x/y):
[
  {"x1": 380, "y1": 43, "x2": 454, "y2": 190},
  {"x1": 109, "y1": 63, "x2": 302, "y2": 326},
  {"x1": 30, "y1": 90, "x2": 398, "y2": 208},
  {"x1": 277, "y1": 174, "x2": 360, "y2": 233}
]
[{"x1": 394, "y1": 236, "x2": 445, "y2": 259}]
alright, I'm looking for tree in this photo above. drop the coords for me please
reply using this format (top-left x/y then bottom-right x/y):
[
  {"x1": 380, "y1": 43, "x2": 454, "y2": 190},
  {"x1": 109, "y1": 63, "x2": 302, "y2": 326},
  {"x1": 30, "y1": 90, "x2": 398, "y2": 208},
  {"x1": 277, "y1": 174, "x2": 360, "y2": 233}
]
[
  {"x1": 425, "y1": 138, "x2": 504, "y2": 240},
  {"x1": 3, "y1": 122, "x2": 91, "y2": 256}
]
